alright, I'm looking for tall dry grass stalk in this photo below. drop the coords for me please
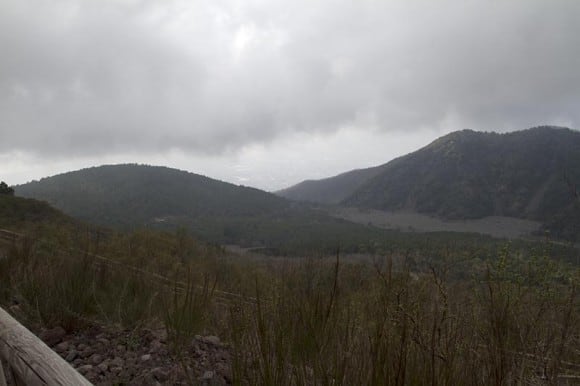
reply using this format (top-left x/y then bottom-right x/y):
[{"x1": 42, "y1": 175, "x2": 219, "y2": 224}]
[{"x1": 1, "y1": 226, "x2": 578, "y2": 385}]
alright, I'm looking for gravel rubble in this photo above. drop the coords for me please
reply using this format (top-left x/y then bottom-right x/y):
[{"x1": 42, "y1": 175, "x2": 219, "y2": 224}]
[{"x1": 36, "y1": 325, "x2": 232, "y2": 385}]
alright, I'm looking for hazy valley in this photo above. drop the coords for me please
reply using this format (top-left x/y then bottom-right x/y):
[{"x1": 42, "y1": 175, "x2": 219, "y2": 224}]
[
  {"x1": 14, "y1": 127, "x2": 580, "y2": 249},
  {"x1": 2, "y1": 130, "x2": 580, "y2": 385}
]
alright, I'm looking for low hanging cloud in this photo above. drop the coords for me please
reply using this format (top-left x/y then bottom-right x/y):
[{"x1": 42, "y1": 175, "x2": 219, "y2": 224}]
[{"x1": 1, "y1": 0, "x2": 579, "y2": 158}]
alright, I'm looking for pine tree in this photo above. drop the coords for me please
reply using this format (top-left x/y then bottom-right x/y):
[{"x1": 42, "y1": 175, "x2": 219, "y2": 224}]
[{"x1": 0, "y1": 181, "x2": 14, "y2": 195}]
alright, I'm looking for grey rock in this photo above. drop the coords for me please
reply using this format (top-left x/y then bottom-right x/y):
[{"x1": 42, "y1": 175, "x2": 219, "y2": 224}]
[
  {"x1": 90, "y1": 354, "x2": 104, "y2": 365},
  {"x1": 84, "y1": 370, "x2": 97, "y2": 380},
  {"x1": 151, "y1": 367, "x2": 169, "y2": 382},
  {"x1": 205, "y1": 336, "x2": 221, "y2": 345},
  {"x1": 111, "y1": 356, "x2": 125, "y2": 367},
  {"x1": 149, "y1": 339, "x2": 163, "y2": 353},
  {"x1": 55, "y1": 341, "x2": 69, "y2": 352},
  {"x1": 130, "y1": 372, "x2": 160, "y2": 386},
  {"x1": 39, "y1": 326, "x2": 66, "y2": 346},
  {"x1": 80, "y1": 348, "x2": 95, "y2": 358},
  {"x1": 77, "y1": 364, "x2": 94, "y2": 375},
  {"x1": 65, "y1": 350, "x2": 78, "y2": 362},
  {"x1": 97, "y1": 338, "x2": 110, "y2": 346},
  {"x1": 152, "y1": 329, "x2": 168, "y2": 342},
  {"x1": 97, "y1": 362, "x2": 109, "y2": 373},
  {"x1": 110, "y1": 366, "x2": 123, "y2": 374}
]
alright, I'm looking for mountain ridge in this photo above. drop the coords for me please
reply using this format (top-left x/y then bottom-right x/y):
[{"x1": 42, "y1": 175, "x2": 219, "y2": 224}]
[
  {"x1": 345, "y1": 126, "x2": 580, "y2": 219},
  {"x1": 278, "y1": 126, "x2": 580, "y2": 240},
  {"x1": 16, "y1": 164, "x2": 289, "y2": 228},
  {"x1": 275, "y1": 164, "x2": 386, "y2": 204}
]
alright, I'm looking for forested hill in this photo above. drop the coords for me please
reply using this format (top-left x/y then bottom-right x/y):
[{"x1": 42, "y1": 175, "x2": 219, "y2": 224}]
[
  {"x1": 0, "y1": 193, "x2": 74, "y2": 229},
  {"x1": 276, "y1": 165, "x2": 386, "y2": 204},
  {"x1": 344, "y1": 127, "x2": 580, "y2": 220},
  {"x1": 16, "y1": 164, "x2": 289, "y2": 228},
  {"x1": 278, "y1": 126, "x2": 580, "y2": 240}
]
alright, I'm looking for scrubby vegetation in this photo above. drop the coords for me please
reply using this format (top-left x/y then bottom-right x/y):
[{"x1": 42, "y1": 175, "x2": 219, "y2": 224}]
[
  {"x1": 1, "y1": 220, "x2": 578, "y2": 385},
  {"x1": 0, "y1": 193, "x2": 75, "y2": 230},
  {"x1": 229, "y1": 250, "x2": 579, "y2": 385},
  {"x1": 2, "y1": 172, "x2": 579, "y2": 384},
  {"x1": 0, "y1": 181, "x2": 14, "y2": 196}
]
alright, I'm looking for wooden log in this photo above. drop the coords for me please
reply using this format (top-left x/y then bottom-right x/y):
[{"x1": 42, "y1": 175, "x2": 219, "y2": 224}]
[
  {"x1": 0, "y1": 359, "x2": 7, "y2": 386},
  {"x1": 0, "y1": 307, "x2": 93, "y2": 386}
]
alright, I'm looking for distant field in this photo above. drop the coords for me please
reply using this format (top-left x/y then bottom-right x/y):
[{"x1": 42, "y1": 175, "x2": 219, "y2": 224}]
[{"x1": 330, "y1": 207, "x2": 541, "y2": 239}]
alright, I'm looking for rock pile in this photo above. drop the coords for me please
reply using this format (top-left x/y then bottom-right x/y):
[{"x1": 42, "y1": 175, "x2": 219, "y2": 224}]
[{"x1": 38, "y1": 325, "x2": 232, "y2": 385}]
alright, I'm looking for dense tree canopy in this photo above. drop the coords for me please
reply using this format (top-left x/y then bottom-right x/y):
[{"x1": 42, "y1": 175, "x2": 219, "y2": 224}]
[{"x1": 0, "y1": 181, "x2": 14, "y2": 196}]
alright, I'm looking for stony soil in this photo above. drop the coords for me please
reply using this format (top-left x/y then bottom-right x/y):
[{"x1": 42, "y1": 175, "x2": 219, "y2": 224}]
[{"x1": 35, "y1": 325, "x2": 232, "y2": 385}]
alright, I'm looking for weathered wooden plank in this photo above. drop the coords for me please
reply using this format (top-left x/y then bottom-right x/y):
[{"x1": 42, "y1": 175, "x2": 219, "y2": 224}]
[
  {"x1": 0, "y1": 307, "x2": 93, "y2": 386},
  {"x1": 0, "y1": 359, "x2": 7, "y2": 386}
]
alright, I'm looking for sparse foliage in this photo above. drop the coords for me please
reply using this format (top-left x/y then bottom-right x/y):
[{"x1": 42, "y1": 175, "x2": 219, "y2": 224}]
[
  {"x1": 1, "y1": 220, "x2": 579, "y2": 385},
  {"x1": 0, "y1": 181, "x2": 14, "y2": 196}
]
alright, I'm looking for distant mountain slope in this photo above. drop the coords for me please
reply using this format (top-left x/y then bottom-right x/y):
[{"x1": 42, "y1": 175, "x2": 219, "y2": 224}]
[
  {"x1": 0, "y1": 193, "x2": 74, "y2": 229},
  {"x1": 277, "y1": 126, "x2": 580, "y2": 240},
  {"x1": 276, "y1": 165, "x2": 385, "y2": 204},
  {"x1": 16, "y1": 164, "x2": 289, "y2": 228},
  {"x1": 14, "y1": 164, "x2": 466, "y2": 255},
  {"x1": 344, "y1": 127, "x2": 580, "y2": 220}
]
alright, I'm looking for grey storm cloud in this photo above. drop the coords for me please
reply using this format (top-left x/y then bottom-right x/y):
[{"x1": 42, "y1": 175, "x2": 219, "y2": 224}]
[{"x1": 1, "y1": 0, "x2": 579, "y2": 157}]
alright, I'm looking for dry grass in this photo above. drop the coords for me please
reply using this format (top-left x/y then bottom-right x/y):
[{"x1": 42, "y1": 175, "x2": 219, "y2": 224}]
[{"x1": 1, "y1": 226, "x2": 578, "y2": 385}]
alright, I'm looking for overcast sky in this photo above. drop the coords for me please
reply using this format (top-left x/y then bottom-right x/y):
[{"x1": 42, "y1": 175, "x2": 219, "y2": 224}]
[{"x1": 1, "y1": 0, "x2": 579, "y2": 191}]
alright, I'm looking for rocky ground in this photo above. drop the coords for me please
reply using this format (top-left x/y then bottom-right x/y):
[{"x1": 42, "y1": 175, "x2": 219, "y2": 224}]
[{"x1": 34, "y1": 325, "x2": 232, "y2": 385}]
